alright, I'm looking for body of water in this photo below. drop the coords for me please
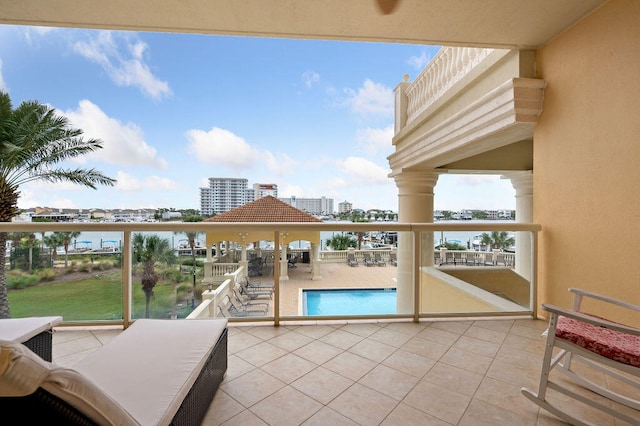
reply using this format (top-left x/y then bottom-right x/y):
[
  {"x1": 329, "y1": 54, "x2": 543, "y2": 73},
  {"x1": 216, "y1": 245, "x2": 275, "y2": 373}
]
[{"x1": 303, "y1": 288, "x2": 397, "y2": 316}]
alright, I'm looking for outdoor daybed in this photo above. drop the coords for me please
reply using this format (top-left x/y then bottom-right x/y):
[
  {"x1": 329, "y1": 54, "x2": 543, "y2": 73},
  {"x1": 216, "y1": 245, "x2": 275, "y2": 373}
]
[{"x1": 0, "y1": 318, "x2": 228, "y2": 425}]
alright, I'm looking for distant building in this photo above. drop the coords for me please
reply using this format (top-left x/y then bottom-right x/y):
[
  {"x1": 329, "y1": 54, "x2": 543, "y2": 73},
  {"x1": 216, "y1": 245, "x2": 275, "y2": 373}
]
[
  {"x1": 279, "y1": 196, "x2": 334, "y2": 215},
  {"x1": 200, "y1": 177, "x2": 251, "y2": 216},
  {"x1": 252, "y1": 183, "x2": 278, "y2": 201},
  {"x1": 162, "y1": 211, "x2": 182, "y2": 220},
  {"x1": 338, "y1": 200, "x2": 352, "y2": 214}
]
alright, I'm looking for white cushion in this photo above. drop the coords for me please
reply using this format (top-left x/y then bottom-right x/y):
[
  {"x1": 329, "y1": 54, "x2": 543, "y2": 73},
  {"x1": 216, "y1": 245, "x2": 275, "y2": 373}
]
[
  {"x1": 0, "y1": 316, "x2": 62, "y2": 342},
  {"x1": 73, "y1": 318, "x2": 227, "y2": 426},
  {"x1": 0, "y1": 340, "x2": 137, "y2": 425}
]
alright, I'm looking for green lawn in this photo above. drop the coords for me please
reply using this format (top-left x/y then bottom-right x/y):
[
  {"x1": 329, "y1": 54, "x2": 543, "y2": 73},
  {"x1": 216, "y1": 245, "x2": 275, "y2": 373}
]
[{"x1": 8, "y1": 270, "x2": 194, "y2": 321}]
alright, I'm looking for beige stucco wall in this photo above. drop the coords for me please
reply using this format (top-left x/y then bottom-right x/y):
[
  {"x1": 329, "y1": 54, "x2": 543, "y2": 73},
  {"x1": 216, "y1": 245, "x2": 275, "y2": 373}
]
[{"x1": 535, "y1": 0, "x2": 640, "y2": 326}]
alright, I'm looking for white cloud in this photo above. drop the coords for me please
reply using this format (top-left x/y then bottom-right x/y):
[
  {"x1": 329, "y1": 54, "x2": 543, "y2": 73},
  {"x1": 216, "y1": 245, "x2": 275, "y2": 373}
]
[
  {"x1": 186, "y1": 127, "x2": 261, "y2": 170},
  {"x1": 301, "y1": 70, "x2": 320, "y2": 88},
  {"x1": 407, "y1": 49, "x2": 433, "y2": 70},
  {"x1": 278, "y1": 184, "x2": 304, "y2": 198},
  {"x1": 263, "y1": 152, "x2": 297, "y2": 176},
  {"x1": 73, "y1": 31, "x2": 171, "y2": 100},
  {"x1": 63, "y1": 100, "x2": 168, "y2": 169},
  {"x1": 344, "y1": 79, "x2": 393, "y2": 118},
  {"x1": 114, "y1": 171, "x2": 180, "y2": 191},
  {"x1": 356, "y1": 125, "x2": 394, "y2": 154},
  {"x1": 336, "y1": 156, "x2": 391, "y2": 184}
]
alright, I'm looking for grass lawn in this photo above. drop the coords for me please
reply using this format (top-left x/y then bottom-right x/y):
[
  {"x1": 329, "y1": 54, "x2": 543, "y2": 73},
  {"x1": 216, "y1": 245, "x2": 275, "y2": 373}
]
[{"x1": 8, "y1": 270, "x2": 193, "y2": 321}]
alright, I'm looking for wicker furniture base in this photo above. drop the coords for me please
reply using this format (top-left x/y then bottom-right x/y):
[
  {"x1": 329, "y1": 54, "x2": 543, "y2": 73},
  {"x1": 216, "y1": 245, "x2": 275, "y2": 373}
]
[
  {"x1": 23, "y1": 330, "x2": 54, "y2": 362},
  {"x1": 0, "y1": 327, "x2": 228, "y2": 425}
]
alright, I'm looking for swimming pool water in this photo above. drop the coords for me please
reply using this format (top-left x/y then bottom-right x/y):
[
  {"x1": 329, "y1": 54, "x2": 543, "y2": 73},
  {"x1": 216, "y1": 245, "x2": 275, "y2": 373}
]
[{"x1": 303, "y1": 288, "x2": 397, "y2": 316}]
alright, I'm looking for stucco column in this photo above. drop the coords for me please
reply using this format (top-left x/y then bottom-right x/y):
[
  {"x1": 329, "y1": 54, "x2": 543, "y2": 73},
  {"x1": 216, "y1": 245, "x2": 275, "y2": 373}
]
[
  {"x1": 502, "y1": 171, "x2": 533, "y2": 280},
  {"x1": 239, "y1": 243, "x2": 248, "y2": 279},
  {"x1": 311, "y1": 243, "x2": 322, "y2": 280},
  {"x1": 204, "y1": 243, "x2": 213, "y2": 283},
  {"x1": 280, "y1": 243, "x2": 289, "y2": 281},
  {"x1": 393, "y1": 169, "x2": 440, "y2": 314}
]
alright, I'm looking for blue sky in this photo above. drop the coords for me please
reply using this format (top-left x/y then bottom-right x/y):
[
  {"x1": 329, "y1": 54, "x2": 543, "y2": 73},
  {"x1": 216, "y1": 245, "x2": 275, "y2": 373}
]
[{"x1": 0, "y1": 25, "x2": 515, "y2": 213}]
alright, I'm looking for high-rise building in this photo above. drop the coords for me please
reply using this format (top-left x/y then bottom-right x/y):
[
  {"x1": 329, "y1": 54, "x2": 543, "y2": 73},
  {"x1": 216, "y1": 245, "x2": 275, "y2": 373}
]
[
  {"x1": 338, "y1": 200, "x2": 353, "y2": 214},
  {"x1": 200, "y1": 179, "x2": 278, "y2": 216},
  {"x1": 200, "y1": 178, "x2": 250, "y2": 216},
  {"x1": 278, "y1": 196, "x2": 334, "y2": 216}
]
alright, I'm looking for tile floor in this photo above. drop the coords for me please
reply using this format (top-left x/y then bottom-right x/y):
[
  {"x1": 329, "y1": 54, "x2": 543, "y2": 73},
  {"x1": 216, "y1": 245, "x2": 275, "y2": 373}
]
[{"x1": 53, "y1": 317, "x2": 631, "y2": 425}]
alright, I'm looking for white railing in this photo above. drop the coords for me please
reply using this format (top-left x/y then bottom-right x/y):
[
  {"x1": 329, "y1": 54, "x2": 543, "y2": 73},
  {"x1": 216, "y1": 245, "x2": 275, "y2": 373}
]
[{"x1": 405, "y1": 47, "x2": 494, "y2": 125}]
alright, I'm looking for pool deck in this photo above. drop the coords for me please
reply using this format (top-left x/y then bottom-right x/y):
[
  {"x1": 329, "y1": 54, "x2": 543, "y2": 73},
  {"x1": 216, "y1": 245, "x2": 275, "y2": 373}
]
[{"x1": 261, "y1": 260, "x2": 398, "y2": 316}]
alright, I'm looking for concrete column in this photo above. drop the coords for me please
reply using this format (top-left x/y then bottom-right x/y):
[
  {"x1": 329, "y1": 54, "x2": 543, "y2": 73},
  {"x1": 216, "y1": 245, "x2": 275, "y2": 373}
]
[
  {"x1": 239, "y1": 244, "x2": 248, "y2": 279},
  {"x1": 311, "y1": 243, "x2": 322, "y2": 280},
  {"x1": 502, "y1": 171, "x2": 533, "y2": 280},
  {"x1": 393, "y1": 169, "x2": 440, "y2": 314},
  {"x1": 280, "y1": 243, "x2": 289, "y2": 281}
]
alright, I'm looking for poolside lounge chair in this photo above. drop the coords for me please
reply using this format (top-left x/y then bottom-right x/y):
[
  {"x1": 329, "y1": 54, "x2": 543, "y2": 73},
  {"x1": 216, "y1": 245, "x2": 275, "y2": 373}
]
[
  {"x1": 232, "y1": 289, "x2": 269, "y2": 309},
  {"x1": 347, "y1": 252, "x2": 359, "y2": 267},
  {"x1": 287, "y1": 255, "x2": 298, "y2": 268},
  {"x1": 244, "y1": 276, "x2": 274, "y2": 290},
  {"x1": 521, "y1": 288, "x2": 640, "y2": 425},
  {"x1": 374, "y1": 252, "x2": 386, "y2": 266},
  {"x1": 389, "y1": 252, "x2": 397, "y2": 266},
  {"x1": 238, "y1": 281, "x2": 273, "y2": 299},
  {"x1": 363, "y1": 252, "x2": 375, "y2": 266},
  {"x1": 228, "y1": 295, "x2": 268, "y2": 315},
  {"x1": 218, "y1": 302, "x2": 264, "y2": 318}
]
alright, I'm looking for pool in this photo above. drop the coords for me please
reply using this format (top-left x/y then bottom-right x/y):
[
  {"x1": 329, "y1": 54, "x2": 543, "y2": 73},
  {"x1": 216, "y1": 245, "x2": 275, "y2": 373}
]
[{"x1": 303, "y1": 288, "x2": 397, "y2": 316}]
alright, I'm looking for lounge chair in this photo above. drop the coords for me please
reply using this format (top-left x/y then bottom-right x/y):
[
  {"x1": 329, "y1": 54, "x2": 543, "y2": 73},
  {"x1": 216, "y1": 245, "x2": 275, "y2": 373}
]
[
  {"x1": 522, "y1": 288, "x2": 640, "y2": 425},
  {"x1": 239, "y1": 280, "x2": 272, "y2": 299},
  {"x1": 244, "y1": 276, "x2": 274, "y2": 290},
  {"x1": 0, "y1": 319, "x2": 228, "y2": 425},
  {"x1": 218, "y1": 302, "x2": 264, "y2": 317},
  {"x1": 287, "y1": 255, "x2": 298, "y2": 268},
  {"x1": 347, "y1": 252, "x2": 359, "y2": 267},
  {"x1": 363, "y1": 252, "x2": 375, "y2": 266},
  {"x1": 374, "y1": 252, "x2": 386, "y2": 266},
  {"x1": 389, "y1": 252, "x2": 397, "y2": 266},
  {"x1": 228, "y1": 296, "x2": 267, "y2": 315},
  {"x1": 232, "y1": 289, "x2": 269, "y2": 309}
]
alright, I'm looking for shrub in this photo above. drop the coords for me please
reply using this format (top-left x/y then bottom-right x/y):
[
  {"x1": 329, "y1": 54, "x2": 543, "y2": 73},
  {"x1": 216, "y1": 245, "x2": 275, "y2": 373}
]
[{"x1": 36, "y1": 268, "x2": 60, "y2": 282}]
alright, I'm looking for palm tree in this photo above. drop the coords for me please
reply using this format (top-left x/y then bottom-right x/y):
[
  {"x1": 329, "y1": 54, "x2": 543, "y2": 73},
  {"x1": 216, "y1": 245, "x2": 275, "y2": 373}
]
[
  {"x1": 0, "y1": 91, "x2": 116, "y2": 318},
  {"x1": 326, "y1": 234, "x2": 356, "y2": 250},
  {"x1": 479, "y1": 231, "x2": 515, "y2": 251},
  {"x1": 133, "y1": 233, "x2": 175, "y2": 318}
]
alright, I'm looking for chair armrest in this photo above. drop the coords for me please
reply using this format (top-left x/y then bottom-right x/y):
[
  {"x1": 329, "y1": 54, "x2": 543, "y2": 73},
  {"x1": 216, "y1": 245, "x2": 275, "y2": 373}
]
[
  {"x1": 568, "y1": 288, "x2": 640, "y2": 313},
  {"x1": 542, "y1": 303, "x2": 640, "y2": 336}
]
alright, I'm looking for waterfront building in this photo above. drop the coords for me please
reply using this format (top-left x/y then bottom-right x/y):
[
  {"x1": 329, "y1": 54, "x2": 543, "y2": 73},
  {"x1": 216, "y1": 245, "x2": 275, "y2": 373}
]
[
  {"x1": 199, "y1": 177, "x2": 250, "y2": 216},
  {"x1": 278, "y1": 196, "x2": 334, "y2": 216},
  {"x1": 337, "y1": 200, "x2": 352, "y2": 214},
  {"x1": 251, "y1": 183, "x2": 278, "y2": 201}
]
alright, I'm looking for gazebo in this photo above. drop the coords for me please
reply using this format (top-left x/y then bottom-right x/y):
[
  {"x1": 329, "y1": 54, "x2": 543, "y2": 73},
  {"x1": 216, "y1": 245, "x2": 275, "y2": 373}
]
[{"x1": 202, "y1": 196, "x2": 323, "y2": 282}]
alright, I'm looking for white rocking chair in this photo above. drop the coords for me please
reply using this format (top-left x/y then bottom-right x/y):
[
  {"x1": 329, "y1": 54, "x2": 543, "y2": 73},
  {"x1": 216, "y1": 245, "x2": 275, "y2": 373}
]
[{"x1": 521, "y1": 288, "x2": 640, "y2": 425}]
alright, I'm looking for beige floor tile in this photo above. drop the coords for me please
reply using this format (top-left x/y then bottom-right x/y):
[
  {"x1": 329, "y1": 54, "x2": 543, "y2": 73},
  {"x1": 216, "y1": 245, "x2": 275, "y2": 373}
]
[
  {"x1": 382, "y1": 348, "x2": 435, "y2": 378},
  {"x1": 219, "y1": 409, "x2": 268, "y2": 426},
  {"x1": 359, "y1": 364, "x2": 420, "y2": 400},
  {"x1": 318, "y1": 328, "x2": 364, "y2": 350},
  {"x1": 261, "y1": 353, "x2": 317, "y2": 384},
  {"x1": 401, "y1": 335, "x2": 450, "y2": 360},
  {"x1": 290, "y1": 324, "x2": 337, "y2": 339},
  {"x1": 225, "y1": 354, "x2": 257, "y2": 381},
  {"x1": 463, "y1": 323, "x2": 507, "y2": 344},
  {"x1": 226, "y1": 330, "x2": 262, "y2": 354},
  {"x1": 474, "y1": 376, "x2": 541, "y2": 419},
  {"x1": 502, "y1": 332, "x2": 546, "y2": 354},
  {"x1": 439, "y1": 346, "x2": 493, "y2": 375},
  {"x1": 245, "y1": 324, "x2": 292, "y2": 340},
  {"x1": 487, "y1": 357, "x2": 542, "y2": 389},
  {"x1": 472, "y1": 318, "x2": 515, "y2": 333},
  {"x1": 250, "y1": 386, "x2": 323, "y2": 426},
  {"x1": 293, "y1": 339, "x2": 343, "y2": 365},
  {"x1": 368, "y1": 327, "x2": 414, "y2": 347},
  {"x1": 458, "y1": 398, "x2": 537, "y2": 426},
  {"x1": 429, "y1": 320, "x2": 473, "y2": 335},
  {"x1": 328, "y1": 382, "x2": 398, "y2": 425},
  {"x1": 301, "y1": 406, "x2": 359, "y2": 426},
  {"x1": 235, "y1": 341, "x2": 289, "y2": 367},
  {"x1": 424, "y1": 361, "x2": 483, "y2": 396},
  {"x1": 322, "y1": 351, "x2": 377, "y2": 381},
  {"x1": 291, "y1": 366, "x2": 354, "y2": 405},
  {"x1": 417, "y1": 326, "x2": 461, "y2": 346},
  {"x1": 403, "y1": 380, "x2": 471, "y2": 424},
  {"x1": 453, "y1": 335, "x2": 500, "y2": 358},
  {"x1": 347, "y1": 337, "x2": 396, "y2": 363},
  {"x1": 267, "y1": 330, "x2": 314, "y2": 352},
  {"x1": 380, "y1": 403, "x2": 451, "y2": 426},
  {"x1": 339, "y1": 322, "x2": 383, "y2": 337},
  {"x1": 220, "y1": 368, "x2": 286, "y2": 407},
  {"x1": 203, "y1": 390, "x2": 246, "y2": 426},
  {"x1": 384, "y1": 321, "x2": 428, "y2": 336}
]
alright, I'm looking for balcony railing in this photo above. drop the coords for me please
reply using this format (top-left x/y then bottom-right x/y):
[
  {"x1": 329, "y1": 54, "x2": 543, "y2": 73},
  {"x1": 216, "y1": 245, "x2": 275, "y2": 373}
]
[{"x1": 0, "y1": 221, "x2": 540, "y2": 327}]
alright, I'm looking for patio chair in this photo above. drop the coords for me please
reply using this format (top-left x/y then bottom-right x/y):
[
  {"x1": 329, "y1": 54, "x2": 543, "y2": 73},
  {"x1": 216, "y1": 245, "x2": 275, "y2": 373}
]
[
  {"x1": 389, "y1": 252, "x2": 397, "y2": 266},
  {"x1": 374, "y1": 252, "x2": 386, "y2": 266},
  {"x1": 238, "y1": 280, "x2": 272, "y2": 299},
  {"x1": 218, "y1": 302, "x2": 264, "y2": 317},
  {"x1": 228, "y1": 294, "x2": 268, "y2": 315},
  {"x1": 231, "y1": 289, "x2": 269, "y2": 310},
  {"x1": 244, "y1": 276, "x2": 274, "y2": 290},
  {"x1": 347, "y1": 252, "x2": 359, "y2": 267},
  {"x1": 521, "y1": 288, "x2": 640, "y2": 425},
  {"x1": 287, "y1": 255, "x2": 298, "y2": 268},
  {"x1": 362, "y1": 252, "x2": 375, "y2": 266}
]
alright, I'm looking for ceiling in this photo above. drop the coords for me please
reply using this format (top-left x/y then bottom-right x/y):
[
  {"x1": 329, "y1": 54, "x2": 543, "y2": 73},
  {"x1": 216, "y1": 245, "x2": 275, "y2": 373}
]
[{"x1": 0, "y1": 0, "x2": 605, "y2": 49}]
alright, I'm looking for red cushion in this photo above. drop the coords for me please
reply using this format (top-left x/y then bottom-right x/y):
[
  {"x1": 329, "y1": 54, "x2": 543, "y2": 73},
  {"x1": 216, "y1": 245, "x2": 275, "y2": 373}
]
[{"x1": 556, "y1": 314, "x2": 640, "y2": 368}]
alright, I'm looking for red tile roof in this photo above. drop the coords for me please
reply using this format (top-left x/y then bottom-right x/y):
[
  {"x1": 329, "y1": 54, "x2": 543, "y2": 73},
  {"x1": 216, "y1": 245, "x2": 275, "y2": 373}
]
[{"x1": 204, "y1": 196, "x2": 323, "y2": 223}]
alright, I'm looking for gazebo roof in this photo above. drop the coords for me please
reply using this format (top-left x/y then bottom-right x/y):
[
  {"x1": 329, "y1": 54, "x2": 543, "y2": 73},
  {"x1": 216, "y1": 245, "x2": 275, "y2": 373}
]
[{"x1": 204, "y1": 196, "x2": 323, "y2": 223}]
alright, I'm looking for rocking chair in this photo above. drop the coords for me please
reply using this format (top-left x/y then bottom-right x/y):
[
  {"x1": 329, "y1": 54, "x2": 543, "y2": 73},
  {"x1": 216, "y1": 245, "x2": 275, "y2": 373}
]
[{"x1": 521, "y1": 288, "x2": 640, "y2": 425}]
